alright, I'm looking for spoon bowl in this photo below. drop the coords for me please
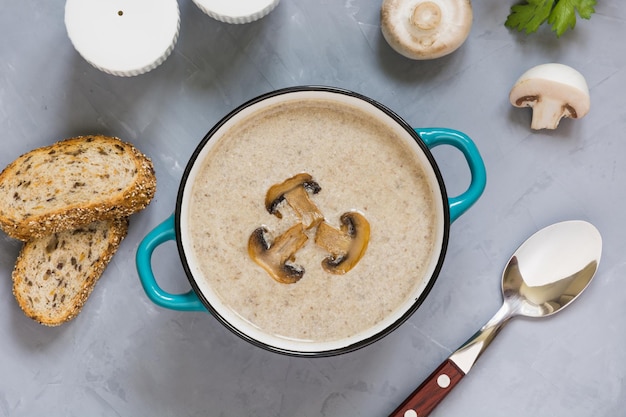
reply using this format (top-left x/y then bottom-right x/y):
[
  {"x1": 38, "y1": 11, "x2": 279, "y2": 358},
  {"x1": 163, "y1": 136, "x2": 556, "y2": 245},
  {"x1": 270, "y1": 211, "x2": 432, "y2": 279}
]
[
  {"x1": 390, "y1": 220, "x2": 602, "y2": 417},
  {"x1": 503, "y1": 220, "x2": 601, "y2": 318}
]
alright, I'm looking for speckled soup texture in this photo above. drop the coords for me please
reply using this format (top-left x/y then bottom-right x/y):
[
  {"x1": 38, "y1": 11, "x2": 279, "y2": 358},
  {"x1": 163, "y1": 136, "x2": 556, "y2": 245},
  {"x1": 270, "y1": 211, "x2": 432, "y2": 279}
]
[{"x1": 188, "y1": 99, "x2": 437, "y2": 342}]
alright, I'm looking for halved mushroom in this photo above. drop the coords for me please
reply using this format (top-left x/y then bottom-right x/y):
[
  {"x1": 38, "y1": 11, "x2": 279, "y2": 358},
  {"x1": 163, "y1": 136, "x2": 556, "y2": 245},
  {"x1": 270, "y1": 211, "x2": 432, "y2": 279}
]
[
  {"x1": 248, "y1": 223, "x2": 309, "y2": 284},
  {"x1": 314, "y1": 211, "x2": 370, "y2": 275},
  {"x1": 381, "y1": 0, "x2": 473, "y2": 60},
  {"x1": 509, "y1": 63, "x2": 591, "y2": 130},
  {"x1": 265, "y1": 173, "x2": 324, "y2": 229}
]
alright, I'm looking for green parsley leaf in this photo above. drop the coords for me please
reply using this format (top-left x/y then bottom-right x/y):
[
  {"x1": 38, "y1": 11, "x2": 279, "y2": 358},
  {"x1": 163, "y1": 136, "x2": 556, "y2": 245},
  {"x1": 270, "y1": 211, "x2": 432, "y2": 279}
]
[
  {"x1": 505, "y1": 0, "x2": 596, "y2": 37},
  {"x1": 505, "y1": 0, "x2": 554, "y2": 34}
]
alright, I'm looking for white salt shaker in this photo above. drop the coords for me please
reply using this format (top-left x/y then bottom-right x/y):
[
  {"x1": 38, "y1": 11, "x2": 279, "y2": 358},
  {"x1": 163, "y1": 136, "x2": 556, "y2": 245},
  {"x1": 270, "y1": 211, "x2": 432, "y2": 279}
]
[
  {"x1": 192, "y1": 0, "x2": 280, "y2": 24},
  {"x1": 65, "y1": 0, "x2": 180, "y2": 76}
]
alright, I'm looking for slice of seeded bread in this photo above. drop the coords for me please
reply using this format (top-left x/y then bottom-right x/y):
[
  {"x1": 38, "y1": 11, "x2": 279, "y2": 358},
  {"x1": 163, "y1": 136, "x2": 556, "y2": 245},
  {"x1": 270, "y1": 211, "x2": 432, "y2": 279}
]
[
  {"x1": 12, "y1": 218, "x2": 129, "y2": 326},
  {"x1": 0, "y1": 135, "x2": 156, "y2": 240}
]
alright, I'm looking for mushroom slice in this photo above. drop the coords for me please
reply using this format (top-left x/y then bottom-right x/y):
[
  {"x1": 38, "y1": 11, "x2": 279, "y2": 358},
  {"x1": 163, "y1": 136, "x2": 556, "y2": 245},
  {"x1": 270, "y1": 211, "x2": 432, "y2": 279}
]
[
  {"x1": 314, "y1": 212, "x2": 370, "y2": 275},
  {"x1": 248, "y1": 224, "x2": 309, "y2": 284},
  {"x1": 509, "y1": 63, "x2": 590, "y2": 130},
  {"x1": 380, "y1": 0, "x2": 473, "y2": 60},
  {"x1": 265, "y1": 173, "x2": 324, "y2": 229}
]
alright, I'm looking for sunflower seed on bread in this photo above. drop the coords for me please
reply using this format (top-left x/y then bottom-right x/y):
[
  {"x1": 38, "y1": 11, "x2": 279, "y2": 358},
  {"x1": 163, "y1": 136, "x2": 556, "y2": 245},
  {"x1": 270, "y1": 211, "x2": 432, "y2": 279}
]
[
  {"x1": 12, "y1": 218, "x2": 129, "y2": 326},
  {"x1": 0, "y1": 135, "x2": 156, "y2": 241}
]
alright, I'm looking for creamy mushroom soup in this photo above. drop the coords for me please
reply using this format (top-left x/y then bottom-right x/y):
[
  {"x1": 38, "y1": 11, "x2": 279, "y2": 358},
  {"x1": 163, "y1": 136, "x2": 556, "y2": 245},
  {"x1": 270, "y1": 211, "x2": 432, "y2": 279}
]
[{"x1": 187, "y1": 98, "x2": 438, "y2": 342}]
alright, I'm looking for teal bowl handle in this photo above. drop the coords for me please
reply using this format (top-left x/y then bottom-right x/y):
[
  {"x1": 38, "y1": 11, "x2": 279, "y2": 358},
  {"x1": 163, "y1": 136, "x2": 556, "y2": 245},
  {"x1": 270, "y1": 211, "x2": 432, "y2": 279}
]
[
  {"x1": 415, "y1": 128, "x2": 486, "y2": 223},
  {"x1": 135, "y1": 214, "x2": 206, "y2": 312}
]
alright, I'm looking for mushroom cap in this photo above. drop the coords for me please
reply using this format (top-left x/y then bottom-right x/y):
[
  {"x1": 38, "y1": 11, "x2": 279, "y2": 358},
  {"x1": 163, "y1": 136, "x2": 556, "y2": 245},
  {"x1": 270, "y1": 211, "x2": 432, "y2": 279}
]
[
  {"x1": 381, "y1": 0, "x2": 473, "y2": 60},
  {"x1": 510, "y1": 63, "x2": 590, "y2": 112},
  {"x1": 509, "y1": 63, "x2": 591, "y2": 129}
]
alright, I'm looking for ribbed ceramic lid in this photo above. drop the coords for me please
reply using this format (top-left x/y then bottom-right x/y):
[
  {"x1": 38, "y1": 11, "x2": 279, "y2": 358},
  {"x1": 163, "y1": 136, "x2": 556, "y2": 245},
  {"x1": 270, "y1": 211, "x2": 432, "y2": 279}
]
[
  {"x1": 192, "y1": 0, "x2": 280, "y2": 24},
  {"x1": 64, "y1": 0, "x2": 180, "y2": 76}
]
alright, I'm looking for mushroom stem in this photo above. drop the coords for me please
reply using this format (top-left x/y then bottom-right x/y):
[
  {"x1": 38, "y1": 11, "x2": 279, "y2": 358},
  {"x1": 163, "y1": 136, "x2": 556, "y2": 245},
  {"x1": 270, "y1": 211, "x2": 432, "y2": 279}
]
[
  {"x1": 410, "y1": 1, "x2": 441, "y2": 31},
  {"x1": 529, "y1": 96, "x2": 577, "y2": 130},
  {"x1": 284, "y1": 186, "x2": 325, "y2": 229}
]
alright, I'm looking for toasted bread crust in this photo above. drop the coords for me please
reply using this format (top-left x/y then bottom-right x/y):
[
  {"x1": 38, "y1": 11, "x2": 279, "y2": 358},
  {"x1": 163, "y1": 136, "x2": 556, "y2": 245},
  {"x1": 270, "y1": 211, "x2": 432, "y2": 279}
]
[
  {"x1": 12, "y1": 218, "x2": 129, "y2": 326},
  {"x1": 0, "y1": 135, "x2": 156, "y2": 240}
]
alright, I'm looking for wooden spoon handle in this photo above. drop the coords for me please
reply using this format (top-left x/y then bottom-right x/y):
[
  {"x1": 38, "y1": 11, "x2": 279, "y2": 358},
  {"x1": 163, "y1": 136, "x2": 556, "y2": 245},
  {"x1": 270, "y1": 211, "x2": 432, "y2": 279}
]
[{"x1": 388, "y1": 359, "x2": 465, "y2": 417}]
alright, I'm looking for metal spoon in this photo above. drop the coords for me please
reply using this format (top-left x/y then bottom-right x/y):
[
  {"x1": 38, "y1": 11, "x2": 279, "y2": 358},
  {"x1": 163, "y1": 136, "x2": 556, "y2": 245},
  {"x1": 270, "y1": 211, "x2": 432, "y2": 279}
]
[{"x1": 389, "y1": 220, "x2": 602, "y2": 417}]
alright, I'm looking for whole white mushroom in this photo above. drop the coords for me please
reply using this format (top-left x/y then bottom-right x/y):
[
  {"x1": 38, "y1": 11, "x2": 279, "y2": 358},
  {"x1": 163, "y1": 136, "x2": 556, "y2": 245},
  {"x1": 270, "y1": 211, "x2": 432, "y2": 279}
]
[
  {"x1": 509, "y1": 63, "x2": 591, "y2": 130},
  {"x1": 380, "y1": 0, "x2": 473, "y2": 60}
]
